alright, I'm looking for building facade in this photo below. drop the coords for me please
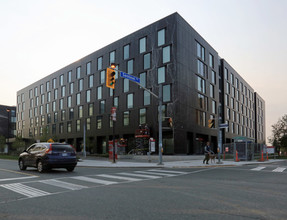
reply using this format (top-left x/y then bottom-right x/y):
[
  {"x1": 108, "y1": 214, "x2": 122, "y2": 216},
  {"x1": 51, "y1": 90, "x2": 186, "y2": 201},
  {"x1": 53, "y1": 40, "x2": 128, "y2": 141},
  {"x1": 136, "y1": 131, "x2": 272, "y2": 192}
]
[
  {"x1": 0, "y1": 105, "x2": 16, "y2": 143},
  {"x1": 16, "y1": 13, "x2": 266, "y2": 154}
]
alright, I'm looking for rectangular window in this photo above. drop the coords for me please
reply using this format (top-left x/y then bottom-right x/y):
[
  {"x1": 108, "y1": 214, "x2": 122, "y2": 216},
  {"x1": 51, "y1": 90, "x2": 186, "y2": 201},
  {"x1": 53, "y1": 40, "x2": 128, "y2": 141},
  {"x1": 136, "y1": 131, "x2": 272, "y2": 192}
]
[
  {"x1": 140, "y1": 72, "x2": 146, "y2": 88},
  {"x1": 68, "y1": 71, "x2": 72, "y2": 83},
  {"x1": 86, "y1": 62, "x2": 91, "y2": 75},
  {"x1": 196, "y1": 110, "x2": 206, "y2": 126},
  {"x1": 114, "y1": 97, "x2": 119, "y2": 108},
  {"x1": 163, "y1": 45, "x2": 170, "y2": 63},
  {"x1": 86, "y1": 118, "x2": 91, "y2": 131},
  {"x1": 86, "y1": 90, "x2": 91, "y2": 103},
  {"x1": 88, "y1": 103, "x2": 93, "y2": 116},
  {"x1": 70, "y1": 83, "x2": 74, "y2": 94},
  {"x1": 224, "y1": 68, "x2": 228, "y2": 80},
  {"x1": 100, "y1": 100, "x2": 105, "y2": 114},
  {"x1": 67, "y1": 96, "x2": 72, "y2": 108},
  {"x1": 97, "y1": 57, "x2": 102, "y2": 70},
  {"x1": 69, "y1": 108, "x2": 74, "y2": 120},
  {"x1": 127, "y1": 59, "x2": 133, "y2": 74},
  {"x1": 78, "y1": 79, "x2": 83, "y2": 91},
  {"x1": 61, "y1": 110, "x2": 66, "y2": 121},
  {"x1": 46, "y1": 81, "x2": 50, "y2": 92},
  {"x1": 212, "y1": 100, "x2": 216, "y2": 114},
  {"x1": 158, "y1": 105, "x2": 166, "y2": 122},
  {"x1": 78, "y1": 106, "x2": 83, "y2": 118},
  {"x1": 124, "y1": 44, "x2": 130, "y2": 60},
  {"x1": 52, "y1": 101, "x2": 56, "y2": 111},
  {"x1": 209, "y1": 54, "x2": 214, "y2": 68},
  {"x1": 139, "y1": 108, "x2": 146, "y2": 124},
  {"x1": 127, "y1": 94, "x2": 133, "y2": 109},
  {"x1": 59, "y1": 123, "x2": 64, "y2": 134},
  {"x1": 158, "y1": 29, "x2": 165, "y2": 46},
  {"x1": 97, "y1": 86, "x2": 102, "y2": 100},
  {"x1": 76, "y1": 93, "x2": 81, "y2": 105},
  {"x1": 197, "y1": 93, "x2": 208, "y2": 110},
  {"x1": 97, "y1": 116, "x2": 102, "y2": 129},
  {"x1": 100, "y1": 70, "x2": 105, "y2": 84},
  {"x1": 158, "y1": 66, "x2": 165, "y2": 84},
  {"x1": 123, "y1": 111, "x2": 129, "y2": 126},
  {"x1": 144, "y1": 91, "x2": 150, "y2": 106},
  {"x1": 76, "y1": 119, "x2": 81, "y2": 132},
  {"x1": 163, "y1": 84, "x2": 171, "y2": 102},
  {"x1": 76, "y1": 66, "x2": 81, "y2": 79},
  {"x1": 109, "y1": 51, "x2": 115, "y2": 64},
  {"x1": 52, "y1": 78, "x2": 57, "y2": 89},
  {"x1": 139, "y1": 37, "x2": 146, "y2": 53},
  {"x1": 61, "y1": 86, "x2": 65, "y2": 97},
  {"x1": 60, "y1": 74, "x2": 64, "y2": 86},
  {"x1": 211, "y1": 71, "x2": 216, "y2": 84},
  {"x1": 144, "y1": 53, "x2": 151, "y2": 69},
  {"x1": 40, "y1": 84, "x2": 44, "y2": 94},
  {"x1": 197, "y1": 76, "x2": 206, "y2": 93},
  {"x1": 210, "y1": 84, "x2": 214, "y2": 98},
  {"x1": 59, "y1": 98, "x2": 63, "y2": 110},
  {"x1": 67, "y1": 121, "x2": 72, "y2": 133},
  {"x1": 124, "y1": 79, "x2": 129, "y2": 93},
  {"x1": 197, "y1": 60, "x2": 207, "y2": 78},
  {"x1": 54, "y1": 89, "x2": 58, "y2": 100},
  {"x1": 196, "y1": 42, "x2": 205, "y2": 61},
  {"x1": 89, "y1": 75, "x2": 94, "y2": 88}
]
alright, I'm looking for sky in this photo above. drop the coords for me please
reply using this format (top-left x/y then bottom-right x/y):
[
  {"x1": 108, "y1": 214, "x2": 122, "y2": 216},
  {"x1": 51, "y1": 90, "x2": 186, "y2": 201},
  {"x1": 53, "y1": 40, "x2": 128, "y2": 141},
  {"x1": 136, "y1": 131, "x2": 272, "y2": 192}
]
[{"x1": 0, "y1": 0, "x2": 286, "y2": 144}]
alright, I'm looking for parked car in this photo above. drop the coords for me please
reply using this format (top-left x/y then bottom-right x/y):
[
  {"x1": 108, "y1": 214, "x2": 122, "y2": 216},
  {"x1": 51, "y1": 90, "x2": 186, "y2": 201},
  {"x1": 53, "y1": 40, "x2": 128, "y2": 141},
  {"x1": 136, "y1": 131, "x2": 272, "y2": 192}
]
[{"x1": 18, "y1": 142, "x2": 77, "y2": 173}]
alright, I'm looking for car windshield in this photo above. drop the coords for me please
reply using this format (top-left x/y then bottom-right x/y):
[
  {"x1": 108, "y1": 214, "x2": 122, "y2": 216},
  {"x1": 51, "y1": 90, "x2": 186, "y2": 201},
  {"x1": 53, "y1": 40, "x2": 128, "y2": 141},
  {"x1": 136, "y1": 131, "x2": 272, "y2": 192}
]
[{"x1": 51, "y1": 144, "x2": 74, "y2": 152}]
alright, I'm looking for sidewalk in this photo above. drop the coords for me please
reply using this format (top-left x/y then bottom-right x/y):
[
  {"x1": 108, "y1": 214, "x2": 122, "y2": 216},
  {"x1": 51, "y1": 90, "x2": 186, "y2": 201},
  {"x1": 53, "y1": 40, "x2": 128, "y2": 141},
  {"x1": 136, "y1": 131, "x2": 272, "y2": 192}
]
[{"x1": 77, "y1": 155, "x2": 280, "y2": 168}]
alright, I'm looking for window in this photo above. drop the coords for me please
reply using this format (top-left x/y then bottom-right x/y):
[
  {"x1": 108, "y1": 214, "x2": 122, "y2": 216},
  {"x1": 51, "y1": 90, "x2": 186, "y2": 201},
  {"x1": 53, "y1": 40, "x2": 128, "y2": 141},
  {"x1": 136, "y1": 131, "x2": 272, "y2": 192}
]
[
  {"x1": 46, "y1": 81, "x2": 50, "y2": 92},
  {"x1": 158, "y1": 105, "x2": 166, "y2": 122},
  {"x1": 40, "y1": 84, "x2": 44, "y2": 94},
  {"x1": 68, "y1": 71, "x2": 72, "y2": 83},
  {"x1": 60, "y1": 74, "x2": 64, "y2": 86},
  {"x1": 224, "y1": 68, "x2": 228, "y2": 80},
  {"x1": 109, "y1": 51, "x2": 115, "y2": 64},
  {"x1": 97, "y1": 86, "x2": 102, "y2": 99},
  {"x1": 61, "y1": 86, "x2": 65, "y2": 97},
  {"x1": 78, "y1": 106, "x2": 83, "y2": 118},
  {"x1": 88, "y1": 103, "x2": 93, "y2": 116},
  {"x1": 46, "y1": 103, "x2": 49, "y2": 113},
  {"x1": 196, "y1": 110, "x2": 206, "y2": 126},
  {"x1": 140, "y1": 72, "x2": 146, "y2": 88},
  {"x1": 86, "y1": 90, "x2": 91, "y2": 103},
  {"x1": 52, "y1": 78, "x2": 57, "y2": 89},
  {"x1": 127, "y1": 59, "x2": 133, "y2": 74},
  {"x1": 70, "y1": 83, "x2": 74, "y2": 94},
  {"x1": 76, "y1": 120, "x2": 81, "y2": 132},
  {"x1": 212, "y1": 100, "x2": 216, "y2": 114},
  {"x1": 163, "y1": 46, "x2": 170, "y2": 63},
  {"x1": 209, "y1": 54, "x2": 214, "y2": 68},
  {"x1": 210, "y1": 84, "x2": 215, "y2": 98},
  {"x1": 139, "y1": 108, "x2": 146, "y2": 124},
  {"x1": 69, "y1": 108, "x2": 74, "y2": 120},
  {"x1": 96, "y1": 116, "x2": 102, "y2": 129},
  {"x1": 158, "y1": 29, "x2": 165, "y2": 46},
  {"x1": 76, "y1": 66, "x2": 81, "y2": 79},
  {"x1": 78, "y1": 79, "x2": 83, "y2": 91},
  {"x1": 163, "y1": 85, "x2": 171, "y2": 102},
  {"x1": 124, "y1": 44, "x2": 130, "y2": 60},
  {"x1": 86, "y1": 118, "x2": 91, "y2": 131},
  {"x1": 127, "y1": 94, "x2": 133, "y2": 109},
  {"x1": 67, "y1": 96, "x2": 72, "y2": 108},
  {"x1": 67, "y1": 121, "x2": 72, "y2": 133},
  {"x1": 158, "y1": 66, "x2": 165, "y2": 84},
  {"x1": 114, "y1": 97, "x2": 119, "y2": 108},
  {"x1": 197, "y1": 76, "x2": 206, "y2": 93},
  {"x1": 89, "y1": 75, "x2": 94, "y2": 88},
  {"x1": 211, "y1": 71, "x2": 216, "y2": 84},
  {"x1": 144, "y1": 91, "x2": 150, "y2": 106},
  {"x1": 59, "y1": 98, "x2": 63, "y2": 110},
  {"x1": 54, "y1": 89, "x2": 58, "y2": 100},
  {"x1": 76, "y1": 93, "x2": 81, "y2": 105},
  {"x1": 52, "y1": 101, "x2": 56, "y2": 111},
  {"x1": 100, "y1": 100, "x2": 105, "y2": 114},
  {"x1": 197, "y1": 60, "x2": 207, "y2": 78},
  {"x1": 59, "y1": 123, "x2": 64, "y2": 134},
  {"x1": 124, "y1": 79, "x2": 129, "y2": 93},
  {"x1": 196, "y1": 42, "x2": 205, "y2": 61},
  {"x1": 100, "y1": 70, "x2": 105, "y2": 84},
  {"x1": 86, "y1": 62, "x2": 91, "y2": 75},
  {"x1": 198, "y1": 93, "x2": 208, "y2": 110},
  {"x1": 123, "y1": 111, "x2": 129, "y2": 126},
  {"x1": 139, "y1": 37, "x2": 146, "y2": 53},
  {"x1": 144, "y1": 53, "x2": 150, "y2": 69},
  {"x1": 97, "y1": 57, "x2": 102, "y2": 70}
]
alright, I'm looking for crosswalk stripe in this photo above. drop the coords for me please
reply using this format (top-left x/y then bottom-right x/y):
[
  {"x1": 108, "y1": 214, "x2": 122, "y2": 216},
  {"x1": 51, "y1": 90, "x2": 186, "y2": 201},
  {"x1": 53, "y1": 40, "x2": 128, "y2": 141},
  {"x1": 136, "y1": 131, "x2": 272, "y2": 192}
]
[
  {"x1": 71, "y1": 176, "x2": 118, "y2": 185},
  {"x1": 1, "y1": 183, "x2": 50, "y2": 198},
  {"x1": 119, "y1": 172, "x2": 161, "y2": 179},
  {"x1": 97, "y1": 174, "x2": 142, "y2": 181},
  {"x1": 148, "y1": 169, "x2": 188, "y2": 175},
  {"x1": 251, "y1": 167, "x2": 266, "y2": 171},
  {"x1": 272, "y1": 167, "x2": 286, "y2": 173},
  {"x1": 135, "y1": 171, "x2": 176, "y2": 177},
  {"x1": 40, "y1": 179, "x2": 88, "y2": 190}
]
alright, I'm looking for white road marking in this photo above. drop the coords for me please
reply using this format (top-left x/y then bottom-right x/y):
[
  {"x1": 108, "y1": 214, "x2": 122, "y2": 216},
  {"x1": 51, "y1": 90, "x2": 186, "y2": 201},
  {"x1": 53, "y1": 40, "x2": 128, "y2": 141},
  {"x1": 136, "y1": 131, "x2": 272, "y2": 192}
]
[
  {"x1": 272, "y1": 167, "x2": 286, "y2": 173},
  {"x1": 0, "y1": 176, "x2": 38, "y2": 182},
  {"x1": 135, "y1": 171, "x2": 176, "y2": 177},
  {"x1": 1, "y1": 183, "x2": 50, "y2": 198},
  {"x1": 40, "y1": 179, "x2": 88, "y2": 190},
  {"x1": 251, "y1": 166, "x2": 266, "y2": 171},
  {"x1": 97, "y1": 174, "x2": 142, "y2": 181},
  {"x1": 148, "y1": 169, "x2": 188, "y2": 175},
  {"x1": 119, "y1": 172, "x2": 161, "y2": 179},
  {"x1": 71, "y1": 176, "x2": 118, "y2": 185}
]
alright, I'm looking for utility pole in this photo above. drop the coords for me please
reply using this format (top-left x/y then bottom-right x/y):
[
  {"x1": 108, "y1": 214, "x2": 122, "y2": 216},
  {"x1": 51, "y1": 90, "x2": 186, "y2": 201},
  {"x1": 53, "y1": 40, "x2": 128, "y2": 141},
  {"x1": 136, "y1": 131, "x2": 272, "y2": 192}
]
[
  {"x1": 158, "y1": 84, "x2": 163, "y2": 165},
  {"x1": 217, "y1": 104, "x2": 223, "y2": 164}
]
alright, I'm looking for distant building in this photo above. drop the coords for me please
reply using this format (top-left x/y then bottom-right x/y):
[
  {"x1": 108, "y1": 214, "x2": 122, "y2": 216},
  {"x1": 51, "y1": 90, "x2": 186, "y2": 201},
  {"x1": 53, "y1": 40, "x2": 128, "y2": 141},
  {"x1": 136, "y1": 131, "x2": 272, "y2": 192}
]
[
  {"x1": 0, "y1": 105, "x2": 16, "y2": 142},
  {"x1": 16, "y1": 13, "x2": 265, "y2": 154}
]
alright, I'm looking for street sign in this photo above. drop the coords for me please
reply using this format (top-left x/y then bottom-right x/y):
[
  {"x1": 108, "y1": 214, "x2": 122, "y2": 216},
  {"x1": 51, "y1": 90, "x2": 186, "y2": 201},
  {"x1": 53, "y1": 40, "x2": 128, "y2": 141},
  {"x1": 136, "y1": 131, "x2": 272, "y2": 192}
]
[
  {"x1": 120, "y1": 71, "x2": 140, "y2": 83},
  {"x1": 219, "y1": 123, "x2": 229, "y2": 129}
]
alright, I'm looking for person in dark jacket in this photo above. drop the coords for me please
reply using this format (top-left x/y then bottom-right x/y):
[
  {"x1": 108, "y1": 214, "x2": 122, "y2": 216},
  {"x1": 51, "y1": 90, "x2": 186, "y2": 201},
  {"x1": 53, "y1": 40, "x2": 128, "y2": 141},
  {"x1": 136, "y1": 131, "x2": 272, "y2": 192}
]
[{"x1": 203, "y1": 142, "x2": 211, "y2": 164}]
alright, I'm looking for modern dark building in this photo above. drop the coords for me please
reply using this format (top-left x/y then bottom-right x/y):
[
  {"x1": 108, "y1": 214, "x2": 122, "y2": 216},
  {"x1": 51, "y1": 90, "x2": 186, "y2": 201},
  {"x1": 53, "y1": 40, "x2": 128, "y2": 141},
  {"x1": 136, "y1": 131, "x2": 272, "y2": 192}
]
[
  {"x1": 16, "y1": 13, "x2": 266, "y2": 154},
  {"x1": 0, "y1": 105, "x2": 16, "y2": 146}
]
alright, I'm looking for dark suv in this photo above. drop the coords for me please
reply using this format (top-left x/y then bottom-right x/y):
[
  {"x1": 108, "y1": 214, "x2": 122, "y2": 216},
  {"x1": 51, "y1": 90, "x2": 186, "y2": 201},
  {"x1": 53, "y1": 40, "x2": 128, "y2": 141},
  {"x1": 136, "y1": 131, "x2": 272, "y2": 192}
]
[{"x1": 18, "y1": 143, "x2": 77, "y2": 173}]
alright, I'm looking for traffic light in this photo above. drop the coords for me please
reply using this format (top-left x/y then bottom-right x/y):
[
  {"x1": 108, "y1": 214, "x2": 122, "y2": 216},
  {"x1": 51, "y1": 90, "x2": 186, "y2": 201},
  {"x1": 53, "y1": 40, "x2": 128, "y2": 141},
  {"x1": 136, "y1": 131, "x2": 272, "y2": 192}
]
[
  {"x1": 208, "y1": 119, "x2": 215, "y2": 128},
  {"x1": 106, "y1": 68, "x2": 116, "y2": 89}
]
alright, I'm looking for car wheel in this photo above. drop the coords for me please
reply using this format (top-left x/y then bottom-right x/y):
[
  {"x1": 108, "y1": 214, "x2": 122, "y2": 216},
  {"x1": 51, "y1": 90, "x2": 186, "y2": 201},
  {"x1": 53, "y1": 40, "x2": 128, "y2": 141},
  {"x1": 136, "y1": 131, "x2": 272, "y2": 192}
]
[
  {"x1": 19, "y1": 159, "x2": 27, "y2": 171},
  {"x1": 66, "y1": 167, "x2": 75, "y2": 172},
  {"x1": 37, "y1": 160, "x2": 45, "y2": 173}
]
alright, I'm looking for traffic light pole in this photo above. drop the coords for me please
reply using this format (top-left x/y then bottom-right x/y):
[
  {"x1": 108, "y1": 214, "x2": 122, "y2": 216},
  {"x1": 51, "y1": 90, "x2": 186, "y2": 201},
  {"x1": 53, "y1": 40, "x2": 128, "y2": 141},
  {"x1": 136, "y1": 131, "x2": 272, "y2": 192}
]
[
  {"x1": 112, "y1": 90, "x2": 116, "y2": 163},
  {"x1": 217, "y1": 104, "x2": 223, "y2": 164}
]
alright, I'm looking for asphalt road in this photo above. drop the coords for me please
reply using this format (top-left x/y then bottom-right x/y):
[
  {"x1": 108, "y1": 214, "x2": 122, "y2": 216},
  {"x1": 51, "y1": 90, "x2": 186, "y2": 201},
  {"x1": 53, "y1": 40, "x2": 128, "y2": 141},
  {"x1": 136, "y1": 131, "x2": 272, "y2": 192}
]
[{"x1": 0, "y1": 159, "x2": 286, "y2": 220}]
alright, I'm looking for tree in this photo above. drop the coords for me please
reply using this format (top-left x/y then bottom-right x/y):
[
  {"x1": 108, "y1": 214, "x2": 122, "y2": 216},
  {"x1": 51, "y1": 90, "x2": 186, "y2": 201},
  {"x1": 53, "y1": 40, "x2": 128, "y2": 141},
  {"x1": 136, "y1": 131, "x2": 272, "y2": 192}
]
[{"x1": 269, "y1": 114, "x2": 287, "y2": 154}]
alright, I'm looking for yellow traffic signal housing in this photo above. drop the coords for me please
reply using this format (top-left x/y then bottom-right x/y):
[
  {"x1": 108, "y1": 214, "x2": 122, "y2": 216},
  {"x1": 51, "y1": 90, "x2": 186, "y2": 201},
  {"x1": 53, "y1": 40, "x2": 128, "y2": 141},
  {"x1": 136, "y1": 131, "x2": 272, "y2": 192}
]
[
  {"x1": 106, "y1": 68, "x2": 116, "y2": 89},
  {"x1": 208, "y1": 119, "x2": 215, "y2": 128}
]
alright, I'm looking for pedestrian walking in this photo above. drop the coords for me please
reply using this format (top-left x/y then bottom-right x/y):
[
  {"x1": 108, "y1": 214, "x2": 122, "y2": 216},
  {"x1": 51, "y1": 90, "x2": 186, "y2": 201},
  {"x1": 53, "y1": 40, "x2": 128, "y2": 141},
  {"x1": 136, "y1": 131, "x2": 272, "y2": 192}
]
[{"x1": 203, "y1": 142, "x2": 211, "y2": 164}]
